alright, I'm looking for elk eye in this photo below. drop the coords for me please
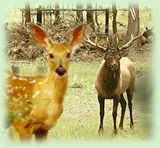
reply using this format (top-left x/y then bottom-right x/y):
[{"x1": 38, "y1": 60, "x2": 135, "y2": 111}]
[
  {"x1": 66, "y1": 53, "x2": 71, "y2": 58},
  {"x1": 49, "y1": 53, "x2": 54, "y2": 59}
]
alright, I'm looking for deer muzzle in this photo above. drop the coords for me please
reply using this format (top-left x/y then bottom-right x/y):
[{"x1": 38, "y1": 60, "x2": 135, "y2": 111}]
[{"x1": 55, "y1": 65, "x2": 66, "y2": 76}]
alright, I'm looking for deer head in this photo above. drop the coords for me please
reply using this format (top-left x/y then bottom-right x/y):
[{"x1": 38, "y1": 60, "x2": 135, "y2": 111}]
[{"x1": 31, "y1": 24, "x2": 86, "y2": 77}]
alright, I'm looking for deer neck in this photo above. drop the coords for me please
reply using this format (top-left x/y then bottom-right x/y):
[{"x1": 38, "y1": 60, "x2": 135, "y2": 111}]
[{"x1": 36, "y1": 72, "x2": 68, "y2": 105}]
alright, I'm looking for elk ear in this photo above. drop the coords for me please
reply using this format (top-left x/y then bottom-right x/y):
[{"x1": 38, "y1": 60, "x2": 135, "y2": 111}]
[
  {"x1": 146, "y1": 27, "x2": 149, "y2": 31},
  {"x1": 69, "y1": 24, "x2": 86, "y2": 50},
  {"x1": 31, "y1": 24, "x2": 52, "y2": 49}
]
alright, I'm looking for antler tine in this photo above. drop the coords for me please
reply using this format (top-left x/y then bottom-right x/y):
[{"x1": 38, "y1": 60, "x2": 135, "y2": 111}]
[
  {"x1": 85, "y1": 35, "x2": 107, "y2": 51},
  {"x1": 119, "y1": 32, "x2": 143, "y2": 51}
]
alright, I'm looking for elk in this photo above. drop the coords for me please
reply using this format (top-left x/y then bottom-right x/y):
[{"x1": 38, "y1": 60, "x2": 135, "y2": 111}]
[
  {"x1": 5, "y1": 24, "x2": 86, "y2": 141},
  {"x1": 140, "y1": 27, "x2": 154, "y2": 45},
  {"x1": 85, "y1": 33, "x2": 141, "y2": 134}
]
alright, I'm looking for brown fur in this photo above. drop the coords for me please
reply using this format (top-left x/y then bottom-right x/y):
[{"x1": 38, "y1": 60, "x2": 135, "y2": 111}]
[
  {"x1": 141, "y1": 27, "x2": 154, "y2": 45},
  {"x1": 95, "y1": 50, "x2": 136, "y2": 133}
]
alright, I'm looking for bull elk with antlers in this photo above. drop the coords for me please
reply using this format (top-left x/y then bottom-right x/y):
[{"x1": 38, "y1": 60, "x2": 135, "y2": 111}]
[{"x1": 85, "y1": 33, "x2": 141, "y2": 134}]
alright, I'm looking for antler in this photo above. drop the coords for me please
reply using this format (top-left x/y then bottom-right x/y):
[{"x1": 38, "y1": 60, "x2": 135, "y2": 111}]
[
  {"x1": 84, "y1": 35, "x2": 106, "y2": 51},
  {"x1": 119, "y1": 32, "x2": 143, "y2": 51},
  {"x1": 85, "y1": 33, "x2": 143, "y2": 52}
]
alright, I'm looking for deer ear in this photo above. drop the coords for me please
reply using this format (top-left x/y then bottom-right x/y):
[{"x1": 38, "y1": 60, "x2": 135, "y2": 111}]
[
  {"x1": 31, "y1": 24, "x2": 52, "y2": 49},
  {"x1": 69, "y1": 24, "x2": 86, "y2": 49}
]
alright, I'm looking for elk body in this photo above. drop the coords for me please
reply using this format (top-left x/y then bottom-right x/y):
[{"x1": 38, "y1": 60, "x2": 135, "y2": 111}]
[
  {"x1": 95, "y1": 50, "x2": 135, "y2": 133},
  {"x1": 85, "y1": 35, "x2": 139, "y2": 134},
  {"x1": 5, "y1": 24, "x2": 85, "y2": 141},
  {"x1": 140, "y1": 27, "x2": 154, "y2": 45}
]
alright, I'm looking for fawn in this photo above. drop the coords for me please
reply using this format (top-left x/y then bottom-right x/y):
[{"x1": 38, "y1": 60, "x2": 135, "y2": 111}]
[{"x1": 5, "y1": 24, "x2": 85, "y2": 141}]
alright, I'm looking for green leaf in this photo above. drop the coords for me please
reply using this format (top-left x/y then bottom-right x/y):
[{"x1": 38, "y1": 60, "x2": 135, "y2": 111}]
[
  {"x1": 26, "y1": 100, "x2": 35, "y2": 105},
  {"x1": 5, "y1": 110, "x2": 16, "y2": 129},
  {"x1": 13, "y1": 110, "x2": 29, "y2": 114}
]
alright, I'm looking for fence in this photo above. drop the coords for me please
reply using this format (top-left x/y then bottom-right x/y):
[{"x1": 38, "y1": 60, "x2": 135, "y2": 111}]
[{"x1": 22, "y1": 5, "x2": 110, "y2": 34}]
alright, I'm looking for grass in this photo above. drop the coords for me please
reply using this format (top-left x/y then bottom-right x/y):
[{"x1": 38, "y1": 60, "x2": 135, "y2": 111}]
[
  {"x1": 46, "y1": 59, "x2": 153, "y2": 142},
  {"x1": 5, "y1": 51, "x2": 153, "y2": 142}
]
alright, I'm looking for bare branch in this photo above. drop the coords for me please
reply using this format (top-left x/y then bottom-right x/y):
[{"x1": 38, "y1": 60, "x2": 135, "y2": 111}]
[{"x1": 119, "y1": 32, "x2": 143, "y2": 51}]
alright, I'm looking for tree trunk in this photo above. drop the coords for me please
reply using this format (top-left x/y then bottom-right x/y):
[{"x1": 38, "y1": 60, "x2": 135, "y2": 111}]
[
  {"x1": 37, "y1": 5, "x2": 42, "y2": 25},
  {"x1": 95, "y1": 3, "x2": 99, "y2": 31},
  {"x1": 76, "y1": 3, "x2": 83, "y2": 22},
  {"x1": 87, "y1": 2, "x2": 95, "y2": 32},
  {"x1": 112, "y1": 2, "x2": 117, "y2": 34},
  {"x1": 127, "y1": 3, "x2": 140, "y2": 48},
  {"x1": 54, "y1": 2, "x2": 60, "y2": 25},
  {"x1": 25, "y1": 3, "x2": 30, "y2": 25},
  {"x1": 105, "y1": 9, "x2": 109, "y2": 35}
]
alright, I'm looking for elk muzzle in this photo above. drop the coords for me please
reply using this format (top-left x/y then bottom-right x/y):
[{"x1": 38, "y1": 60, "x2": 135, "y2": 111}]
[
  {"x1": 111, "y1": 62, "x2": 119, "y2": 71},
  {"x1": 55, "y1": 65, "x2": 66, "y2": 76}
]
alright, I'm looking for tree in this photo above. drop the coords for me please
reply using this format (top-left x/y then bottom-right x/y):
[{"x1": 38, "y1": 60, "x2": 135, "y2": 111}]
[
  {"x1": 105, "y1": 9, "x2": 109, "y2": 35},
  {"x1": 37, "y1": 5, "x2": 42, "y2": 25},
  {"x1": 112, "y1": 2, "x2": 117, "y2": 34},
  {"x1": 54, "y1": 2, "x2": 60, "y2": 25},
  {"x1": 76, "y1": 2, "x2": 83, "y2": 22},
  {"x1": 25, "y1": 3, "x2": 30, "y2": 25},
  {"x1": 127, "y1": 3, "x2": 140, "y2": 48},
  {"x1": 87, "y1": 2, "x2": 95, "y2": 32}
]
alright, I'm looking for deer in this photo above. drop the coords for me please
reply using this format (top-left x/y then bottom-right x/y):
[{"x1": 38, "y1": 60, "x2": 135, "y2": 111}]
[
  {"x1": 5, "y1": 24, "x2": 86, "y2": 142},
  {"x1": 140, "y1": 27, "x2": 154, "y2": 45},
  {"x1": 85, "y1": 33, "x2": 141, "y2": 134}
]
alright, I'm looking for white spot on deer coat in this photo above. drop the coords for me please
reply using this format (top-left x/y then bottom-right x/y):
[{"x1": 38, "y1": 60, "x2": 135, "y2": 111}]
[
  {"x1": 33, "y1": 90, "x2": 40, "y2": 98},
  {"x1": 29, "y1": 110, "x2": 34, "y2": 117},
  {"x1": 7, "y1": 89, "x2": 13, "y2": 93},
  {"x1": 19, "y1": 101, "x2": 23, "y2": 106},
  {"x1": 12, "y1": 76, "x2": 17, "y2": 80},
  {"x1": 44, "y1": 78, "x2": 48, "y2": 83},
  {"x1": 29, "y1": 80, "x2": 36, "y2": 84},
  {"x1": 39, "y1": 82, "x2": 43, "y2": 85},
  {"x1": 6, "y1": 85, "x2": 12, "y2": 88},
  {"x1": 22, "y1": 87, "x2": 26, "y2": 91},
  {"x1": 12, "y1": 97, "x2": 20, "y2": 102},
  {"x1": 24, "y1": 94, "x2": 28, "y2": 99},
  {"x1": 19, "y1": 77, "x2": 28, "y2": 81}
]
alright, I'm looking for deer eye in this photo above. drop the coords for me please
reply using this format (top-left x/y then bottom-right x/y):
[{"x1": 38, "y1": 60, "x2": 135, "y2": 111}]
[
  {"x1": 49, "y1": 53, "x2": 54, "y2": 59},
  {"x1": 66, "y1": 53, "x2": 71, "y2": 58}
]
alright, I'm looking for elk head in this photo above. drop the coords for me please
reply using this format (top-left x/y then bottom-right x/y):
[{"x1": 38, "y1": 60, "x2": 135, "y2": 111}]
[{"x1": 104, "y1": 37, "x2": 121, "y2": 71}]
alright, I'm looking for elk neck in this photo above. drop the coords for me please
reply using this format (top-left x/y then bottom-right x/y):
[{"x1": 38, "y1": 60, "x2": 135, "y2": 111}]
[{"x1": 102, "y1": 62, "x2": 120, "y2": 92}]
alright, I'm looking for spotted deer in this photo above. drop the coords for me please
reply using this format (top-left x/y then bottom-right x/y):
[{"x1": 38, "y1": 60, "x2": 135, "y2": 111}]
[
  {"x1": 5, "y1": 24, "x2": 86, "y2": 141},
  {"x1": 85, "y1": 33, "x2": 141, "y2": 134}
]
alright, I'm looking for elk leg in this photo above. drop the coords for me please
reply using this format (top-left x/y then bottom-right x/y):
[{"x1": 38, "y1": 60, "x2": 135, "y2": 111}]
[
  {"x1": 98, "y1": 95, "x2": 105, "y2": 133},
  {"x1": 126, "y1": 88, "x2": 134, "y2": 127},
  {"x1": 119, "y1": 94, "x2": 126, "y2": 129},
  {"x1": 34, "y1": 128, "x2": 48, "y2": 141},
  {"x1": 112, "y1": 99, "x2": 119, "y2": 134}
]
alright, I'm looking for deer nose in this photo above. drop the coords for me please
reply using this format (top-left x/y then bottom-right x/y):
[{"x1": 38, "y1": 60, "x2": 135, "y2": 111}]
[{"x1": 55, "y1": 65, "x2": 66, "y2": 76}]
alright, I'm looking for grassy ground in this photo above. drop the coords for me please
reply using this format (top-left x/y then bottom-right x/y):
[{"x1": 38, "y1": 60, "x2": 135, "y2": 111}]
[
  {"x1": 6, "y1": 48, "x2": 153, "y2": 142},
  {"x1": 47, "y1": 57, "x2": 153, "y2": 142}
]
